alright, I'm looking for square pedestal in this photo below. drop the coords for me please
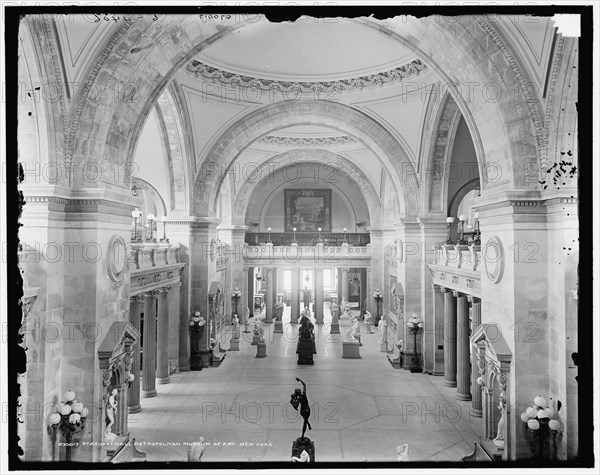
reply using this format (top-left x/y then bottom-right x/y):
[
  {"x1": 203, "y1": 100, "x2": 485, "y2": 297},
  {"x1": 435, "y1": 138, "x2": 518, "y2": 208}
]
[
  {"x1": 256, "y1": 342, "x2": 267, "y2": 358},
  {"x1": 292, "y1": 437, "x2": 315, "y2": 462},
  {"x1": 274, "y1": 321, "x2": 283, "y2": 333},
  {"x1": 229, "y1": 337, "x2": 240, "y2": 351},
  {"x1": 252, "y1": 334, "x2": 260, "y2": 345},
  {"x1": 342, "y1": 341, "x2": 361, "y2": 359},
  {"x1": 330, "y1": 322, "x2": 340, "y2": 334}
]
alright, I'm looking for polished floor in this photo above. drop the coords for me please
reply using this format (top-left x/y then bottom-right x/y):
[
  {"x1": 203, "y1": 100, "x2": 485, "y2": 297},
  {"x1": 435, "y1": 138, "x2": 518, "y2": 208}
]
[{"x1": 132, "y1": 304, "x2": 483, "y2": 462}]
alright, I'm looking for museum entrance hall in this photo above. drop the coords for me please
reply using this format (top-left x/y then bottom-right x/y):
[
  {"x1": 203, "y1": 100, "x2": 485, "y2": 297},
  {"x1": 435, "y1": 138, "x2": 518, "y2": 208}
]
[{"x1": 13, "y1": 10, "x2": 585, "y2": 467}]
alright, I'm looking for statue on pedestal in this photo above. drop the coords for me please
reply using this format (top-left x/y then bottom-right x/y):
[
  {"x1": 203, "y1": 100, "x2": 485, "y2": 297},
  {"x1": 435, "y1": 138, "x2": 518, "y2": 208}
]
[
  {"x1": 364, "y1": 311, "x2": 374, "y2": 334},
  {"x1": 377, "y1": 317, "x2": 389, "y2": 352},
  {"x1": 290, "y1": 378, "x2": 312, "y2": 439},
  {"x1": 351, "y1": 316, "x2": 362, "y2": 345},
  {"x1": 344, "y1": 328, "x2": 357, "y2": 342},
  {"x1": 232, "y1": 315, "x2": 240, "y2": 339},
  {"x1": 275, "y1": 297, "x2": 284, "y2": 321},
  {"x1": 493, "y1": 393, "x2": 506, "y2": 447},
  {"x1": 297, "y1": 314, "x2": 316, "y2": 364},
  {"x1": 105, "y1": 388, "x2": 118, "y2": 441}
]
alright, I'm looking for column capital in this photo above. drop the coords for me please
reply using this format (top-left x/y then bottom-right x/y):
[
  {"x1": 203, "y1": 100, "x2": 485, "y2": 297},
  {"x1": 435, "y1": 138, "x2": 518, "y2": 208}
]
[
  {"x1": 160, "y1": 286, "x2": 171, "y2": 293},
  {"x1": 467, "y1": 295, "x2": 480, "y2": 304},
  {"x1": 452, "y1": 290, "x2": 466, "y2": 298}
]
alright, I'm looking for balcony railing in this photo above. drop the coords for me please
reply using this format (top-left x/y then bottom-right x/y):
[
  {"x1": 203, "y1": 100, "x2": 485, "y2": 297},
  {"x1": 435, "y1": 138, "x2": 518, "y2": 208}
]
[{"x1": 244, "y1": 232, "x2": 370, "y2": 247}]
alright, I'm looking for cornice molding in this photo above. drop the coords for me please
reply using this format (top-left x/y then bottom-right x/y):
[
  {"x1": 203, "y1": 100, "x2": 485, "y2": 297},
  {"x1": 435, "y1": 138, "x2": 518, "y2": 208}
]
[{"x1": 185, "y1": 59, "x2": 427, "y2": 93}]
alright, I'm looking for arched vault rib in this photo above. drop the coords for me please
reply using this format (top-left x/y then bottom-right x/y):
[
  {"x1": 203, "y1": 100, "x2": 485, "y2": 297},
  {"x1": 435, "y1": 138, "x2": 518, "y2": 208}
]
[
  {"x1": 62, "y1": 15, "x2": 544, "y2": 195},
  {"x1": 196, "y1": 100, "x2": 417, "y2": 219},
  {"x1": 231, "y1": 149, "x2": 382, "y2": 227}
]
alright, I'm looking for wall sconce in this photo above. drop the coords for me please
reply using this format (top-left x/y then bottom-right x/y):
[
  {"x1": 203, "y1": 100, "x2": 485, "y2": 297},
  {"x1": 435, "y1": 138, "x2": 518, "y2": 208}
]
[
  {"x1": 146, "y1": 213, "x2": 156, "y2": 242},
  {"x1": 317, "y1": 227, "x2": 322, "y2": 242},
  {"x1": 457, "y1": 215, "x2": 467, "y2": 245},
  {"x1": 131, "y1": 209, "x2": 141, "y2": 243},
  {"x1": 47, "y1": 389, "x2": 88, "y2": 461},
  {"x1": 159, "y1": 216, "x2": 169, "y2": 243},
  {"x1": 445, "y1": 217, "x2": 455, "y2": 244},
  {"x1": 292, "y1": 227, "x2": 297, "y2": 244},
  {"x1": 343, "y1": 227, "x2": 347, "y2": 243},
  {"x1": 267, "y1": 227, "x2": 272, "y2": 243}
]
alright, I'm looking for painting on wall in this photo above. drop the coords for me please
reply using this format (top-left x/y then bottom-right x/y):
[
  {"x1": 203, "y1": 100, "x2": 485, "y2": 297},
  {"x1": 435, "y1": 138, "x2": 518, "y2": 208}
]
[{"x1": 284, "y1": 189, "x2": 331, "y2": 232}]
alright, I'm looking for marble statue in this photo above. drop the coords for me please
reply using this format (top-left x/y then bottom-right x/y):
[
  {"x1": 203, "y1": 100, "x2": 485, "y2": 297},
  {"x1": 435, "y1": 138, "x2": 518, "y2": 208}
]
[
  {"x1": 397, "y1": 444, "x2": 409, "y2": 461},
  {"x1": 187, "y1": 436, "x2": 205, "y2": 462},
  {"x1": 274, "y1": 298, "x2": 284, "y2": 321},
  {"x1": 378, "y1": 317, "x2": 388, "y2": 350},
  {"x1": 244, "y1": 306, "x2": 250, "y2": 323},
  {"x1": 232, "y1": 315, "x2": 240, "y2": 339},
  {"x1": 351, "y1": 316, "x2": 361, "y2": 345},
  {"x1": 330, "y1": 301, "x2": 339, "y2": 324},
  {"x1": 290, "y1": 378, "x2": 312, "y2": 439},
  {"x1": 493, "y1": 395, "x2": 506, "y2": 447},
  {"x1": 364, "y1": 311, "x2": 374, "y2": 333},
  {"x1": 344, "y1": 328, "x2": 358, "y2": 342},
  {"x1": 291, "y1": 450, "x2": 310, "y2": 462},
  {"x1": 105, "y1": 388, "x2": 118, "y2": 441}
]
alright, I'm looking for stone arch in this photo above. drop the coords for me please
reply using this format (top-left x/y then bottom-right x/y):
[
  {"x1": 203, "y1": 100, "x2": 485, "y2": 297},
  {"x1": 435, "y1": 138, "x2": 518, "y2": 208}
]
[
  {"x1": 354, "y1": 16, "x2": 545, "y2": 190},
  {"x1": 422, "y1": 90, "x2": 463, "y2": 215},
  {"x1": 448, "y1": 179, "x2": 481, "y2": 219},
  {"x1": 154, "y1": 82, "x2": 193, "y2": 213},
  {"x1": 59, "y1": 15, "x2": 545, "y2": 196},
  {"x1": 232, "y1": 149, "x2": 382, "y2": 227},
  {"x1": 18, "y1": 18, "x2": 69, "y2": 188},
  {"x1": 195, "y1": 100, "x2": 417, "y2": 219}
]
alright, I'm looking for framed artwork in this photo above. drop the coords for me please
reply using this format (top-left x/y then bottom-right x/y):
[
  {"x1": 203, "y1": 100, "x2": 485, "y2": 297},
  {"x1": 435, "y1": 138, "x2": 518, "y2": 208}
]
[
  {"x1": 285, "y1": 189, "x2": 331, "y2": 232},
  {"x1": 350, "y1": 280, "x2": 360, "y2": 297},
  {"x1": 254, "y1": 294, "x2": 264, "y2": 311}
]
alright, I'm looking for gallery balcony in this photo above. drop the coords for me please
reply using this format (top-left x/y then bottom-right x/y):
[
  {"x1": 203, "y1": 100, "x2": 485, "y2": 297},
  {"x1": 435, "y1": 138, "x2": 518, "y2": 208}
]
[
  {"x1": 244, "y1": 232, "x2": 370, "y2": 247},
  {"x1": 242, "y1": 242, "x2": 371, "y2": 266}
]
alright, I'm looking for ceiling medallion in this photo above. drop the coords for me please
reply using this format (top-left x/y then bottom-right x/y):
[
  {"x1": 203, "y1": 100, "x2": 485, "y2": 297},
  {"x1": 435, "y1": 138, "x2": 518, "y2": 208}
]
[
  {"x1": 185, "y1": 59, "x2": 426, "y2": 93},
  {"x1": 257, "y1": 135, "x2": 356, "y2": 146}
]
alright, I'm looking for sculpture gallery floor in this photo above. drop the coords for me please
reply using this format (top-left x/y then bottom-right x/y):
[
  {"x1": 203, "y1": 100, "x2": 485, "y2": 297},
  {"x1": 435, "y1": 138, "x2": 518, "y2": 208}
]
[{"x1": 133, "y1": 305, "x2": 483, "y2": 462}]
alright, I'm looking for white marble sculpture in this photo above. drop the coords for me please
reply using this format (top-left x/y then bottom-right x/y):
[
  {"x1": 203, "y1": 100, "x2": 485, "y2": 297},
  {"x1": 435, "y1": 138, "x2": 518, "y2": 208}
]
[
  {"x1": 493, "y1": 395, "x2": 506, "y2": 447},
  {"x1": 397, "y1": 444, "x2": 409, "y2": 461},
  {"x1": 232, "y1": 315, "x2": 240, "y2": 339},
  {"x1": 291, "y1": 450, "x2": 310, "y2": 462},
  {"x1": 344, "y1": 328, "x2": 358, "y2": 342},
  {"x1": 105, "y1": 388, "x2": 118, "y2": 441},
  {"x1": 187, "y1": 436, "x2": 205, "y2": 461}
]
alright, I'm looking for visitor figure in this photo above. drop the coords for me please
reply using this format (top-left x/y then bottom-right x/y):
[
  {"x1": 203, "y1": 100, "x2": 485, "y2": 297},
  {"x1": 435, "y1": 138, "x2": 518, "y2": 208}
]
[
  {"x1": 105, "y1": 388, "x2": 118, "y2": 441},
  {"x1": 187, "y1": 436, "x2": 205, "y2": 462},
  {"x1": 290, "y1": 378, "x2": 312, "y2": 439}
]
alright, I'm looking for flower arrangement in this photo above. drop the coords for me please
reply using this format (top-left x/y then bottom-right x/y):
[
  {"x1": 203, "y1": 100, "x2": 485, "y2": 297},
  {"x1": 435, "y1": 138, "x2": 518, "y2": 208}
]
[
  {"x1": 190, "y1": 311, "x2": 206, "y2": 328},
  {"x1": 520, "y1": 395, "x2": 562, "y2": 458},
  {"x1": 520, "y1": 395, "x2": 561, "y2": 432},
  {"x1": 47, "y1": 389, "x2": 88, "y2": 440}
]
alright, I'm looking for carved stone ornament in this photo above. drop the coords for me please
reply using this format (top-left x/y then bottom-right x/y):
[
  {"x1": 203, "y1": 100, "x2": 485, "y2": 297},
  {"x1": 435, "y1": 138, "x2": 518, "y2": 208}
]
[
  {"x1": 107, "y1": 235, "x2": 128, "y2": 283},
  {"x1": 483, "y1": 236, "x2": 504, "y2": 284}
]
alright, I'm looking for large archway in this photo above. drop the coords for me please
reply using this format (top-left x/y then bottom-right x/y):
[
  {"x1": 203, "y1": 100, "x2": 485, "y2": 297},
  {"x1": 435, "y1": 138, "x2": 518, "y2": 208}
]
[{"x1": 39, "y1": 15, "x2": 545, "y2": 199}]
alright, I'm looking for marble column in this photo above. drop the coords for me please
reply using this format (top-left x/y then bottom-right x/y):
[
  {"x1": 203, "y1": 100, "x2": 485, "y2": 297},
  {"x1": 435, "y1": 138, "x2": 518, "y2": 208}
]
[
  {"x1": 242, "y1": 268, "x2": 249, "y2": 323},
  {"x1": 168, "y1": 282, "x2": 181, "y2": 372},
  {"x1": 315, "y1": 268, "x2": 324, "y2": 323},
  {"x1": 470, "y1": 297, "x2": 482, "y2": 417},
  {"x1": 456, "y1": 292, "x2": 471, "y2": 401},
  {"x1": 142, "y1": 291, "x2": 158, "y2": 398},
  {"x1": 432, "y1": 285, "x2": 445, "y2": 376},
  {"x1": 341, "y1": 267, "x2": 349, "y2": 302},
  {"x1": 442, "y1": 289, "x2": 457, "y2": 388},
  {"x1": 365, "y1": 267, "x2": 372, "y2": 316},
  {"x1": 128, "y1": 295, "x2": 143, "y2": 413},
  {"x1": 156, "y1": 286, "x2": 170, "y2": 385},
  {"x1": 265, "y1": 268, "x2": 274, "y2": 323},
  {"x1": 291, "y1": 267, "x2": 300, "y2": 324}
]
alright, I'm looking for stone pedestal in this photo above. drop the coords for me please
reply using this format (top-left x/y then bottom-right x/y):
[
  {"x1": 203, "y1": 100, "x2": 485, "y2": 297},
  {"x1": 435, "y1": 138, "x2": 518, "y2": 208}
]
[
  {"x1": 199, "y1": 349, "x2": 212, "y2": 368},
  {"x1": 256, "y1": 342, "x2": 267, "y2": 358},
  {"x1": 229, "y1": 337, "x2": 240, "y2": 351},
  {"x1": 292, "y1": 437, "x2": 315, "y2": 462},
  {"x1": 252, "y1": 334, "x2": 260, "y2": 345},
  {"x1": 274, "y1": 320, "x2": 283, "y2": 333},
  {"x1": 342, "y1": 341, "x2": 361, "y2": 359},
  {"x1": 377, "y1": 341, "x2": 388, "y2": 352},
  {"x1": 243, "y1": 322, "x2": 251, "y2": 333},
  {"x1": 330, "y1": 322, "x2": 340, "y2": 334}
]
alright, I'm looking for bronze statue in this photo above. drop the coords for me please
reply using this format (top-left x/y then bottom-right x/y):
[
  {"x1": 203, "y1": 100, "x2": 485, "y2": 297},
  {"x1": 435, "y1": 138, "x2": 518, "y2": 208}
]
[{"x1": 290, "y1": 378, "x2": 312, "y2": 439}]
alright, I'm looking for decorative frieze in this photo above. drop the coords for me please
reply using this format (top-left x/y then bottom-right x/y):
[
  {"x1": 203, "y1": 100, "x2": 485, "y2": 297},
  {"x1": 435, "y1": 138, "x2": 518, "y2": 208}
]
[
  {"x1": 186, "y1": 59, "x2": 427, "y2": 93},
  {"x1": 258, "y1": 135, "x2": 356, "y2": 147}
]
